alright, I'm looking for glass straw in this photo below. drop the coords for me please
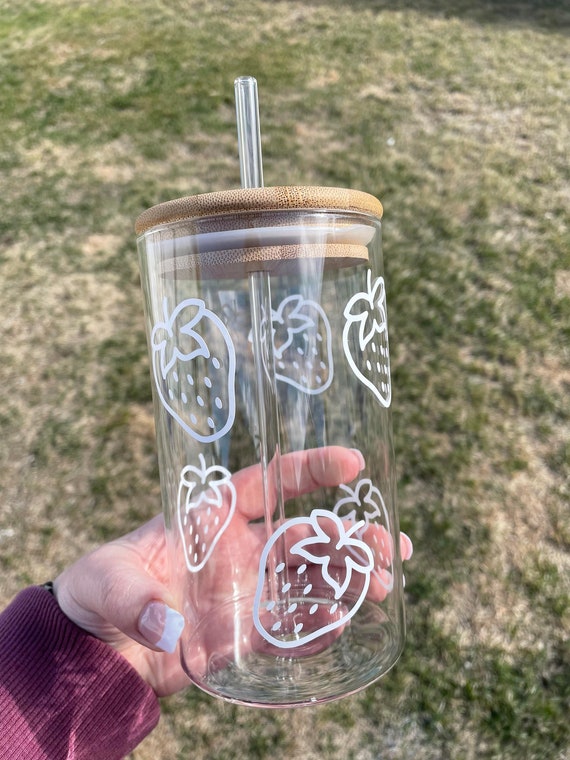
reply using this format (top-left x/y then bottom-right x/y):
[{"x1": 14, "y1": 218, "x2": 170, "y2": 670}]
[
  {"x1": 234, "y1": 77, "x2": 287, "y2": 602},
  {"x1": 235, "y1": 76, "x2": 264, "y2": 189}
]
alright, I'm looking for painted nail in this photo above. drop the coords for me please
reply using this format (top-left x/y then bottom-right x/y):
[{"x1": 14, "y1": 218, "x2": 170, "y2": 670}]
[
  {"x1": 401, "y1": 532, "x2": 414, "y2": 561},
  {"x1": 138, "y1": 601, "x2": 185, "y2": 654},
  {"x1": 350, "y1": 448, "x2": 366, "y2": 472}
]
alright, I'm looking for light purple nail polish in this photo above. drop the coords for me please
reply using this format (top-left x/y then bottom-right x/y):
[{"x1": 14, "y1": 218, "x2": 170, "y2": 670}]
[
  {"x1": 350, "y1": 448, "x2": 366, "y2": 471},
  {"x1": 139, "y1": 602, "x2": 185, "y2": 654}
]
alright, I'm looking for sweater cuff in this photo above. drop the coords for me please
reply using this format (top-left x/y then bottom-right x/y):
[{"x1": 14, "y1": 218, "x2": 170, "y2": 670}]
[{"x1": 0, "y1": 586, "x2": 160, "y2": 760}]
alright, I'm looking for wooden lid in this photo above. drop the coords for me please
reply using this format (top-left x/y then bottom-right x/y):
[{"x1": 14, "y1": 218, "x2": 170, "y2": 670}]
[{"x1": 135, "y1": 186, "x2": 383, "y2": 235}]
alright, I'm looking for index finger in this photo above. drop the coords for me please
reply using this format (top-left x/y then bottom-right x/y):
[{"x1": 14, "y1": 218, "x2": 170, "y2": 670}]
[{"x1": 232, "y1": 446, "x2": 365, "y2": 521}]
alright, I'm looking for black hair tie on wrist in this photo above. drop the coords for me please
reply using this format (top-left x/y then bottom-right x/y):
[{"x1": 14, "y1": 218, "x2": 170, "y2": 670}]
[{"x1": 42, "y1": 581, "x2": 55, "y2": 595}]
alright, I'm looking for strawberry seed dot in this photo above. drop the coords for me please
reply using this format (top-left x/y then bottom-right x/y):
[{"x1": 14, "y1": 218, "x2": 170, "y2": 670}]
[
  {"x1": 275, "y1": 562, "x2": 285, "y2": 574},
  {"x1": 186, "y1": 374, "x2": 194, "y2": 385},
  {"x1": 207, "y1": 417, "x2": 215, "y2": 428},
  {"x1": 303, "y1": 584, "x2": 313, "y2": 596},
  {"x1": 330, "y1": 603, "x2": 339, "y2": 615},
  {"x1": 204, "y1": 377, "x2": 212, "y2": 388},
  {"x1": 212, "y1": 358, "x2": 221, "y2": 370},
  {"x1": 366, "y1": 360, "x2": 372, "y2": 371},
  {"x1": 197, "y1": 395, "x2": 204, "y2": 407},
  {"x1": 168, "y1": 389, "x2": 174, "y2": 400},
  {"x1": 214, "y1": 397, "x2": 223, "y2": 409},
  {"x1": 173, "y1": 371, "x2": 179, "y2": 382},
  {"x1": 190, "y1": 414, "x2": 197, "y2": 425},
  {"x1": 271, "y1": 621, "x2": 282, "y2": 632},
  {"x1": 282, "y1": 582, "x2": 291, "y2": 593},
  {"x1": 294, "y1": 623, "x2": 303, "y2": 634},
  {"x1": 181, "y1": 393, "x2": 188, "y2": 404},
  {"x1": 287, "y1": 603, "x2": 297, "y2": 613},
  {"x1": 266, "y1": 601, "x2": 276, "y2": 611},
  {"x1": 309, "y1": 604, "x2": 319, "y2": 615},
  {"x1": 297, "y1": 564, "x2": 307, "y2": 574},
  {"x1": 296, "y1": 347, "x2": 304, "y2": 355}
]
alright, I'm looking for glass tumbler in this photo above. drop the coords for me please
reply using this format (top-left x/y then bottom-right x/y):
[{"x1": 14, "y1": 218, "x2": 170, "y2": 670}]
[{"x1": 135, "y1": 186, "x2": 405, "y2": 707}]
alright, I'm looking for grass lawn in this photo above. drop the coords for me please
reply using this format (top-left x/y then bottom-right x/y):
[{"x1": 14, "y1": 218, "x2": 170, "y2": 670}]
[{"x1": 0, "y1": 1, "x2": 568, "y2": 758}]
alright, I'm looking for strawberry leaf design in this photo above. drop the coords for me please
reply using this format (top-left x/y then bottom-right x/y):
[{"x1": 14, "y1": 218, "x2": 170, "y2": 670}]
[
  {"x1": 290, "y1": 510, "x2": 374, "y2": 599},
  {"x1": 271, "y1": 295, "x2": 317, "y2": 360},
  {"x1": 181, "y1": 454, "x2": 233, "y2": 509},
  {"x1": 333, "y1": 480, "x2": 394, "y2": 591},
  {"x1": 344, "y1": 271, "x2": 387, "y2": 351},
  {"x1": 333, "y1": 480, "x2": 385, "y2": 527},
  {"x1": 152, "y1": 299, "x2": 210, "y2": 380}
]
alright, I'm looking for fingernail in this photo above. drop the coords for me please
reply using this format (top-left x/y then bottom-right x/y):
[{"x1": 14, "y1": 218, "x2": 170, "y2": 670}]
[
  {"x1": 401, "y1": 532, "x2": 414, "y2": 560},
  {"x1": 139, "y1": 602, "x2": 185, "y2": 654},
  {"x1": 350, "y1": 448, "x2": 366, "y2": 472}
]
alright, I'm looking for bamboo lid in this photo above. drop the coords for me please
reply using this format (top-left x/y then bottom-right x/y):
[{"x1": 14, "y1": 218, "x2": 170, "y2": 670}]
[
  {"x1": 135, "y1": 186, "x2": 382, "y2": 235},
  {"x1": 135, "y1": 186, "x2": 382, "y2": 276}
]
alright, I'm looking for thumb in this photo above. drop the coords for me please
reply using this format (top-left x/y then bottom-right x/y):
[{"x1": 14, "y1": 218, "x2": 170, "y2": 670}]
[
  {"x1": 54, "y1": 529, "x2": 184, "y2": 654},
  {"x1": 100, "y1": 561, "x2": 185, "y2": 653}
]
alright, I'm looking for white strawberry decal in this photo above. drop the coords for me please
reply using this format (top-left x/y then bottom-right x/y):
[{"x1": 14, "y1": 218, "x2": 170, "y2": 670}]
[
  {"x1": 177, "y1": 454, "x2": 237, "y2": 572},
  {"x1": 151, "y1": 298, "x2": 236, "y2": 442},
  {"x1": 333, "y1": 479, "x2": 394, "y2": 593},
  {"x1": 342, "y1": 270, "x2": 391, "y2": 408},
  {"x1": 253, "y1": 509, "x2": 374, "y2": 649},
  {"x1": 258, "y1": 295, "x2": 333, "y2": 395}
]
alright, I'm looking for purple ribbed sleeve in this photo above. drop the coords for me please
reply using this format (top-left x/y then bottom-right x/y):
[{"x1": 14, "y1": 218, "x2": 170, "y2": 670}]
[{"x1": 0, "y1": 587, "x2": 160, "y2": 759}]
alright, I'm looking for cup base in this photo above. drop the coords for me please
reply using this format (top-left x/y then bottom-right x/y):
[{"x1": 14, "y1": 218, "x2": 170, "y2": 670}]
[{"x1": 181, "y1": 595, "x2": 403, "y2": 707}]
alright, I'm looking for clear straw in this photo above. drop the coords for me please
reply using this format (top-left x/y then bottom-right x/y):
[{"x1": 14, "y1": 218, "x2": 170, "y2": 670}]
[
  {"x1": 234, "y1": 77, "x2": 287, "y2": 605},
  {"x1": 235, "y1": 76, "x2": 264, "y2": 189}
]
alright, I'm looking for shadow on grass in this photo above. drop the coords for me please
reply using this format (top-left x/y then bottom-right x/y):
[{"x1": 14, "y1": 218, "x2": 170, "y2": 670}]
[{"x1": 264, "y1": 0, "x2": 570, "y2": 32}]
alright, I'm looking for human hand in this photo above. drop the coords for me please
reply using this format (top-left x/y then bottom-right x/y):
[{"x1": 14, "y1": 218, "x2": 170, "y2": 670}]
[{"x1": 54, "y1": 446, "x2": 412, "y2": 697}]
